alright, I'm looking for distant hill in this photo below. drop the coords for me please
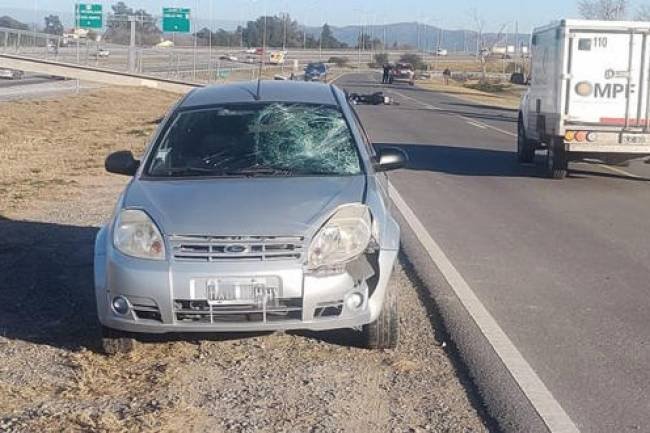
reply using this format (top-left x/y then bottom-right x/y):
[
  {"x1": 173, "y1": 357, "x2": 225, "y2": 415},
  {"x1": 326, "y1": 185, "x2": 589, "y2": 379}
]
[{"x1": 306, "y1": 22, "x2": 530, "y2": 52}]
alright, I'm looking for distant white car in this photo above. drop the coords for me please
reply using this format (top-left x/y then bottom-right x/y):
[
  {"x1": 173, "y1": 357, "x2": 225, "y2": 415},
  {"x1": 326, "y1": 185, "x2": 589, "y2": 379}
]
[
  {"x1": 219, "y1": 54, "x2": 238, "y2": 62},
  {"x1": 0, "y1": 68, "x2": 24, "y2": 80},
  {"x1": 92, "y1": 48, "x2": 110, "y2": 58}
]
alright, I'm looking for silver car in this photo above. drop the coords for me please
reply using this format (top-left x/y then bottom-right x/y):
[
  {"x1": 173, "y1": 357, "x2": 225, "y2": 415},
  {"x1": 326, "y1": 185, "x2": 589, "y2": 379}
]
[{"x1": 96, "y1": 80, "x2": 406, "y2": 354}]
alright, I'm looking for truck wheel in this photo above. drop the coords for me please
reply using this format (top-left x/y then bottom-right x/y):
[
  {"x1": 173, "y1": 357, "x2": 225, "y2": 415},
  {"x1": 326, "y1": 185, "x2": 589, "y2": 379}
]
[
  {"x1": 101, "y1": 326, "x2": 136, "y2": 355},
  {"x1": 546, "y1": 140, "x2": 568, "y2": 179},
  {"x1": 517, "y1": 120, "x2": 535, "y2": 163},
  {"x1": 362, "y1": 285, "x2": 399, "y2": 350}
]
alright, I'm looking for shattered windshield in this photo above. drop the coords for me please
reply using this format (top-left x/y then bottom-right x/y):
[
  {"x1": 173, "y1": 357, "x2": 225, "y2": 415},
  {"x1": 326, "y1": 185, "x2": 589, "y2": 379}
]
[{"x1": 146, "y1": 103, "x2": 362, "y2": 178}]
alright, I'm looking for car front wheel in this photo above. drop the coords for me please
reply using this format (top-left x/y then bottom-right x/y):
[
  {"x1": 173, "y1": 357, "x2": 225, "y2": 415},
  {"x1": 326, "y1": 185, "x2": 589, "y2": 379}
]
[{"x1": 362, "y1": 285, "x2": 399, "y2": 350}]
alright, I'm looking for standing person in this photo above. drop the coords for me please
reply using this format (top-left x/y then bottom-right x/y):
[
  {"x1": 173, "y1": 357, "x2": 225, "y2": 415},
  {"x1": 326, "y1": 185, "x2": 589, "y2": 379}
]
[
  {"x1": 382, "y1": 63, "x2": 390, "y2": 84},
  {"x1": 443, "y1": 68, "x2": 452, "y2": 85}
]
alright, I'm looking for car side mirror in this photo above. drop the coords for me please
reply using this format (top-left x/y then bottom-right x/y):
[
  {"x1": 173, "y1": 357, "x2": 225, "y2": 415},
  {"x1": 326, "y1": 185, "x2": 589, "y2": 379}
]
[
  {"x1": 105, "y1": 150, "x2": 140, "y2": 176},
  {"x1": 375, "y1": 148, "x2": 407, "y2": 172}
]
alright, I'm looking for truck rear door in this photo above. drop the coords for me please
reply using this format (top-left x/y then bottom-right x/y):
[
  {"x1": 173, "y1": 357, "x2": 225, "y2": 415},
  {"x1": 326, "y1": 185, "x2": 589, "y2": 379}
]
[{"x1": 566, "y1": 31, "x2": 647, "y2": 128}]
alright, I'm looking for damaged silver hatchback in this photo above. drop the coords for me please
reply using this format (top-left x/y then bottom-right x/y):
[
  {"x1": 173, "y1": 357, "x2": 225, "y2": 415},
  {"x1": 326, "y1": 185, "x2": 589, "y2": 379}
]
[{"x1": 95, "y1": 80, "x2": 406, "y2": 354}]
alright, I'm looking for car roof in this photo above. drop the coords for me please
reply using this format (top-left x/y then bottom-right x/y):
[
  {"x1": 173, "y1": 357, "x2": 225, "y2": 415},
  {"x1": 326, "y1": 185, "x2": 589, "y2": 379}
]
[{"x1": 180, "y1": 80, "x2": 339, "y2": 108}]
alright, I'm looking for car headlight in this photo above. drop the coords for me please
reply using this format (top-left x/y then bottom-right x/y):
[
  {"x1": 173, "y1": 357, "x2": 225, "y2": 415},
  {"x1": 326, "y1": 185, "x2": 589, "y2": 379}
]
[
  {"x1": 113, "y1": 209, "x2": 165, "y2": 260},
  {"x1": 308, "y1": 204, "x2": 372, "y2": 270}
]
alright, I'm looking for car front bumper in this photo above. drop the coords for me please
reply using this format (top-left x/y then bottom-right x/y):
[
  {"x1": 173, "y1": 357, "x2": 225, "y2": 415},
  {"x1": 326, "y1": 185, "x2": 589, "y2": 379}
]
[{"x1": 94, "y1": 227, "x2": 398, "y2": 334}]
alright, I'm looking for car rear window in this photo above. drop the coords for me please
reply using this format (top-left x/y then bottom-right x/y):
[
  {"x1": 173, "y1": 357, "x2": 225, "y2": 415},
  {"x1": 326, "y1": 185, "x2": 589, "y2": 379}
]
[{"x1": 146, "y1": 103, "x2": 361, "y2": 178}]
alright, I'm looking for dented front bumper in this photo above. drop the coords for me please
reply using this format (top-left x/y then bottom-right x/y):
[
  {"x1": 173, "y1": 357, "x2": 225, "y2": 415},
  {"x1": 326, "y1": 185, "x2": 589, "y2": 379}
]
[{"x1": 94, "y1": 227, "x2": 398, "y2": 334}]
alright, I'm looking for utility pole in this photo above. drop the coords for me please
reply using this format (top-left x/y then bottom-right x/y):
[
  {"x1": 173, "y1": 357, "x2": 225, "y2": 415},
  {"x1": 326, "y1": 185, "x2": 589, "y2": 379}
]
[{"x1": 128, "y1": 15, "x2": 136, "y2": 73}]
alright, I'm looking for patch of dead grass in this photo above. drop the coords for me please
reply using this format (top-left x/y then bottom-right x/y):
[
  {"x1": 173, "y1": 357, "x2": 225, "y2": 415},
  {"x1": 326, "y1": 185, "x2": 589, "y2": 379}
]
[{"x1": 0, "y1": 87, "x2": 179, "y2": 213}]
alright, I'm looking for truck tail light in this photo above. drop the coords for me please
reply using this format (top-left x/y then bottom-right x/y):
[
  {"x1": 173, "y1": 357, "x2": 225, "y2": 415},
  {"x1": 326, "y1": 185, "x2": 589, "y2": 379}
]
[
  {"x1": 586, "y1": 132, "x2": 598, "y2": 142},
  {"x1": 575, "y1": 131, "x2": 588, "y2": 142},
  {"x1": 565, "y1": 131, "x2": 576, "y2": 141}
]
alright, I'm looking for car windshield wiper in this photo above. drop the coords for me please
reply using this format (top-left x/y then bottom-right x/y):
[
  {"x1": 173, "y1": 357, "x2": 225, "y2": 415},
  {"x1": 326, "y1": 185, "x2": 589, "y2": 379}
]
[
  {"x1": 226, "y1": 165, "x2": 293, "y2": 177},
  {"x1": 150, "y1": 166, "x2": 239, "y2": 177}
]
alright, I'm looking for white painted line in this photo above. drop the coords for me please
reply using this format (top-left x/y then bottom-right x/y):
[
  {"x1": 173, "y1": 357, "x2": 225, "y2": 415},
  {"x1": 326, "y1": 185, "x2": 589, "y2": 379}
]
[
  {"x1": 390, "y1": 88, "x2": 518, "y2": 138},
  {"x1": 458, "y1": 115, "x2": 517, "y2": 138},
  {"x1": 388, "y1": 182, "x2": 581, "y2": 433},
  {"x1": 390, "y1": 89, "x2": 440, "y2": 110},
  {"x1": 466, "y1": 120, "x2": 487, "y2": 129},
  {"x1": 598, "y1": 164, "x2": 643, "y2": 179}
]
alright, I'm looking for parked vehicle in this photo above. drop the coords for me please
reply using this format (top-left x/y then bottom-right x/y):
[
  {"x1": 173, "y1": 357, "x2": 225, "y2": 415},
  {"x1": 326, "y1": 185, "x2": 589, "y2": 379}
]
[
  {"x1": 520, "y1": 19, "x2": 650, "y2": 178},
  {"x1": 219, "y1": 54, "x2": 239, "y2": 62},
  {"x1": 97, "y1": 80, "x2": 406, "y2": 354},
  {"x1": 389, "y1": 63, "x2": 415, "y2": 86},
  {"x1": 304, "y1": 63, "x2": 328, "y2": 82},
  {"x1": 92, "y1": 47, "x2": 110, "y2": 58},
  {"x1": 269, "y1": 50, "x2": 286, "y2": 65},
  {"x1": 0, "y1": 68, "x2": 24, "y2": 80}
]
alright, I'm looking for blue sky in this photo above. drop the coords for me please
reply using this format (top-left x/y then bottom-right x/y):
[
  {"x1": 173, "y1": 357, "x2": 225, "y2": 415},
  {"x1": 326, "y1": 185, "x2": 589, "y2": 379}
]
[{"x1": 1, "y1": 0, "x2": 640, "y2": 32}]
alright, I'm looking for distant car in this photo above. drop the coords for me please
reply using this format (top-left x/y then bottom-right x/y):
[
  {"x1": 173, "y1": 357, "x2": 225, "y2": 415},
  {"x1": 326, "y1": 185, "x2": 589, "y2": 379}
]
[
  {"x1": 96, "y1": 80, "x2": 406, "y2": 354},
  {"x1": 245, "y1": 48, "x2": 258, "y2": 54},
  {"x1": 219, "y1": 54, "x2": 238, "y2": 62},
  {"x1": 0, "y1": 68, "x2": 24, "y2": 80},
  {"x1": 92, "y1": 48, "x2": 110, "y2": 58},
  {"x1": 389, "y1": 63, "x2": 415, "y2": 86},
  {"x1": 304, "y1": 63, "x2": 328, "y2": 82}
]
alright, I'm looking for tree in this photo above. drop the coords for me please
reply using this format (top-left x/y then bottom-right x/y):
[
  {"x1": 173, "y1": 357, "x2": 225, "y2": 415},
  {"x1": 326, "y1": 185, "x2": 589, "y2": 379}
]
[
  {"x1": 578, "y1": 0, "x2": 628, "y2": 20},
  {"x1": 104, "y1": 2, "x2": 161, "y2": 46},
  {"x1": 320, "y1": 24, "x2": 346, "y2": 49},
  {"x1": 44, "y1": 15, "x2": 64, "y2": 36}
]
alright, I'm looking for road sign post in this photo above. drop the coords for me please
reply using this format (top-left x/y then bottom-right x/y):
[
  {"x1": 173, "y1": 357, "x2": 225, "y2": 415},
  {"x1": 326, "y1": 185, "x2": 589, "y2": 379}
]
[
  {"x1": 162, "y1": 8, "x2": 191, "y2": 33},
  {"x1": 75, "y1": 3, "x2": 103, "y2": 29}
]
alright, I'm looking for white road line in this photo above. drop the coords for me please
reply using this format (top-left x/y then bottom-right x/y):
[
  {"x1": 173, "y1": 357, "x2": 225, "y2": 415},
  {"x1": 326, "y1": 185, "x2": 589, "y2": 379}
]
[
  {"x1": 597, "y1": 164, "x2": 643, "y2": 179},
  {"x1": 458, "y1": 115, "x2": 517, "y2": 137},
  {"x1": 390, "y1": 89, "x2": 518, "y2": 138},
  {"x1": 466, "y1": 120, "x2": 487, "y2": 129},
  {"x1": 388, "y1": 182, "x2": 581, "y2": 433}
]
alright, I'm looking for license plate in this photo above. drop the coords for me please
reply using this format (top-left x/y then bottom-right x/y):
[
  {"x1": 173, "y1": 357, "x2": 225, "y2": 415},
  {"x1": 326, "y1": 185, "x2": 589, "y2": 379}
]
[
  {"x1": 621, "y1": 134, "x2": 649, "y2": 144},
  {"x1": 196, "y1": 277, "x2": 280, "y2": 305}
]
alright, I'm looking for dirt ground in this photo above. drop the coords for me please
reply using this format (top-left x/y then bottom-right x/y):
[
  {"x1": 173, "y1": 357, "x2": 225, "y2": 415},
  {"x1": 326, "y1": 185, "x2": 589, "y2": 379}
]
[{"x1": 0, "y1": 87, "x2": 492, "y2": 433}]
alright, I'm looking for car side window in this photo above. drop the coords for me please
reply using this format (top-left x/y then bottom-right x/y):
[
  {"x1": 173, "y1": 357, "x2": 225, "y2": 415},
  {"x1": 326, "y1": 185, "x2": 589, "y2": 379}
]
[{"x1": 349, "y1": 107, "x2": 376, "y2": 158}]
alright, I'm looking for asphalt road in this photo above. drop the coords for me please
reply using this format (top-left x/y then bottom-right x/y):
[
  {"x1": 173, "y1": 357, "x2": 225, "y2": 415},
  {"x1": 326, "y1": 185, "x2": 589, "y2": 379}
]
[{"x1": 337, "y1": 72, "x2": 650, "y2": 433}]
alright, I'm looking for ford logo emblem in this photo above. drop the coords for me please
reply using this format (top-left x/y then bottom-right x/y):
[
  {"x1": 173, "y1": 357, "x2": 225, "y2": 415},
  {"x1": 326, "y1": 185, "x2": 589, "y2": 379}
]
[{"x1": 224, "y1": 244, "x2": 248, "y2": 254}]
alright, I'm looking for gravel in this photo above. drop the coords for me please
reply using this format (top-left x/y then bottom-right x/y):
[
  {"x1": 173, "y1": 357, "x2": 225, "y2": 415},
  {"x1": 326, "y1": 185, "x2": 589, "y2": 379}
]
[{"x1": 0, "y1": 88, "x2": 492, "y2": 433}]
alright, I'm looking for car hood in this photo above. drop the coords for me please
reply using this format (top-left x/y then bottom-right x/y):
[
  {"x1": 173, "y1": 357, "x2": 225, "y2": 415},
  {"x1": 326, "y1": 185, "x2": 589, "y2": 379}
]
[{"x1": 123, "y1": 176, "x2": 366, "y2": 237}]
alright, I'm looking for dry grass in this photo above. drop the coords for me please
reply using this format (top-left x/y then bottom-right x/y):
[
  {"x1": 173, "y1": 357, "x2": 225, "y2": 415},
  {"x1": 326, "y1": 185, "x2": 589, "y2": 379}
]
[
  {"x1": 0, "y1": 87, "x2": 179, "y2": 214},
  {"x1": 417, "y1": 77, "x2": 524, "y2": 109}
]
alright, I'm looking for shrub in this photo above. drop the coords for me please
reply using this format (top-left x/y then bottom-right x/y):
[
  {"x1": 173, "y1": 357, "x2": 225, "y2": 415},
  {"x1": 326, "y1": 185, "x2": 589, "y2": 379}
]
[{"x1": 327, "y1": 56, "x2": 349, "y2": 67}]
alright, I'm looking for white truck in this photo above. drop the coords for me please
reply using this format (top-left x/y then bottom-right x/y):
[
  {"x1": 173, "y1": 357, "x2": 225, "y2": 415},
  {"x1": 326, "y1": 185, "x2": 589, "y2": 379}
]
[{"x1": 519, "y1": 19, "x2": 650, "y2": 178}]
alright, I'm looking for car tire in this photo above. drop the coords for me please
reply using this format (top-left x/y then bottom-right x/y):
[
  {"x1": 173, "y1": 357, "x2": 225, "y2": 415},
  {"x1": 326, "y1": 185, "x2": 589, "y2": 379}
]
[
  {"x1": 409, "y1": 81, "x2": 415, "y2": 86},
  {"x1": 362, "y1": 285, "x2": 399, "y2": 350},
  {"x1": 517, "y1": 119, "x2": 535, "y2": 163},
  {"x1": 546, "y1": 139, "x2": 568, "y2": 179},
  {"x1": 101, "y1": 326, "x2": 137, "y2": 355}
]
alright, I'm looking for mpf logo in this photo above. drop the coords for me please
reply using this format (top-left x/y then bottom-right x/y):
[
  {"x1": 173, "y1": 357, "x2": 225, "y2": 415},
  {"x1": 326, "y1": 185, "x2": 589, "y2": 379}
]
[{"x1": 575, "y1": 81, "x2": 635, "y2": 98}]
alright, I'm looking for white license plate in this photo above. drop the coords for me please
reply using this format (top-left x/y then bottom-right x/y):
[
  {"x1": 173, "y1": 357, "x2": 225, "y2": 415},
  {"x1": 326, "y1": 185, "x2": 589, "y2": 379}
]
[
  {"x1": 195, "y1": 277, "x2": 280, "y2": 305},
  {"x1": 621, "y1": 134, "x2": 650, "y2": 144}
]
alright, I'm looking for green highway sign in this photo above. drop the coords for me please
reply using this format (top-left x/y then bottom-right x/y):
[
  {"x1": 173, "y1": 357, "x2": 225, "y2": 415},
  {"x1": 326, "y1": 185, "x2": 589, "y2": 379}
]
[
  {"x1": 75, "y1": 3, "x2": 103, "y2": 29},
  {"x1": 162, "y1": 7, "x2": 191, "y2": 33}
]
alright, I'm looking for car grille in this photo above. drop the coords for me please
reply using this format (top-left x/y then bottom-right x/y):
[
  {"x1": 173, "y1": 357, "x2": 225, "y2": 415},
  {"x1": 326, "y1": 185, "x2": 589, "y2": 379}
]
[
  {"x1": 173, "y1": 299, "x2": 303, "y2": 323},
  {"x1": 169, "y1": 235, "x2": 305, "y2": 263}
]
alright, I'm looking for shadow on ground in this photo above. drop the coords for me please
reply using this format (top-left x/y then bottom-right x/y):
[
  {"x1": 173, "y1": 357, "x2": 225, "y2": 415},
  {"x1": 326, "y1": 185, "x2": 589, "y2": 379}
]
[{"x1": 375, "y1": 143, "x2": 546, "y2": 178}]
